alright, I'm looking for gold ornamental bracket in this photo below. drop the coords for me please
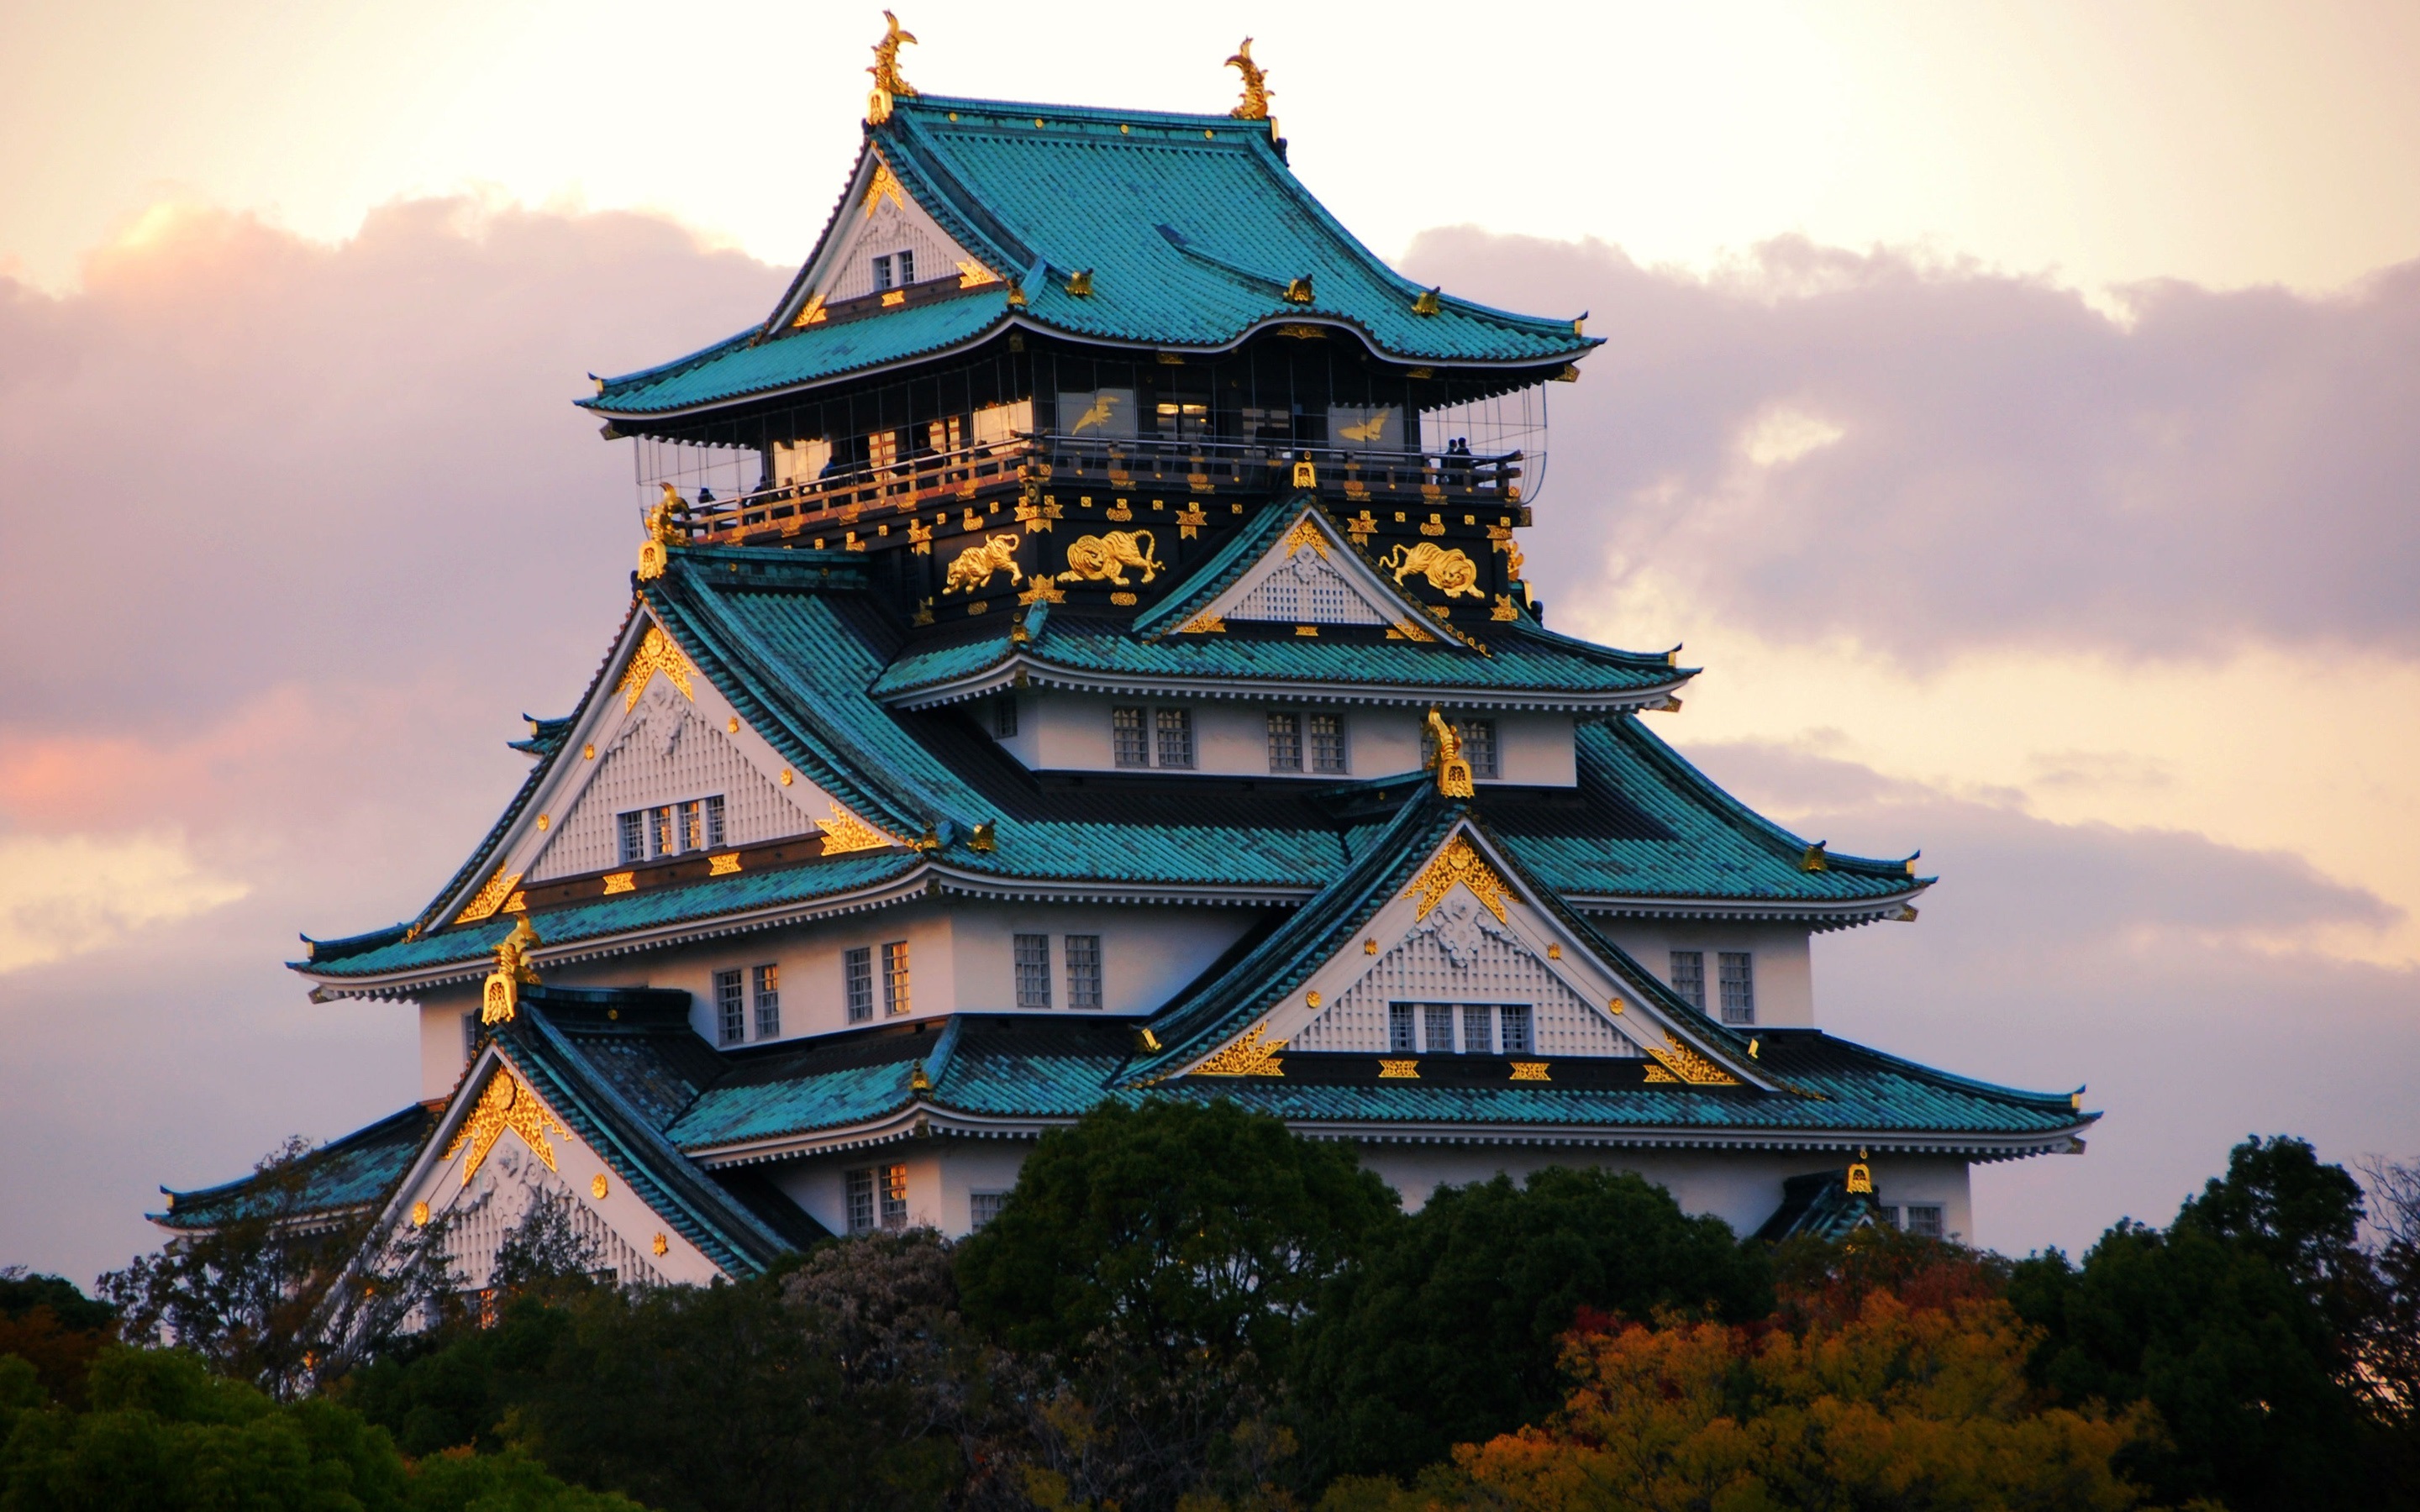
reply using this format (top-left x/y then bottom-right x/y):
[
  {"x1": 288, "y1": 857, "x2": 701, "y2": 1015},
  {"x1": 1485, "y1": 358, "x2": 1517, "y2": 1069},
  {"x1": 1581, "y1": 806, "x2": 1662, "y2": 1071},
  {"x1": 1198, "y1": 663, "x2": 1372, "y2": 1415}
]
[
  {"x1": 1424, "y1": 709, "x2": 1476, "y2": 799},
  {"x1": 866, "y1": 11, "x2": 918, "y2": 124},
  {"x1": 1190, "y1": 1020, "x2": 1286, "y2": 1078},
  {"x1": 617, "y1": 626, "x2": 696, "y2": 711},
  {"x1": 441, "y1": 1067, "x2": 567, "y2": 1184},
  {"x1": 638, "y1": 482, "x2": 686, "y2": 580},
  {"x1": 1225, "y1": 38, "x2": 1272, "y2": 120},
  {"x1": 481, "y1": 917, "x2": 541, "y2": 1025},
  {"x1": 1403, "y1": 830, "x2": 1507, "y2": 919}
]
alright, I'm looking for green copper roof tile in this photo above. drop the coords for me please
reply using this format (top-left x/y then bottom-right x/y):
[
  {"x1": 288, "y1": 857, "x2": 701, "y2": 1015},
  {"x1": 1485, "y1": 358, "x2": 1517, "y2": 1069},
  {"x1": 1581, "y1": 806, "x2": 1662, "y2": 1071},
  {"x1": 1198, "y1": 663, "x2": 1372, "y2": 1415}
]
[
  {"x1": 153, "y1": 1105, "x2": 435, "y2": 1230},
  {"x1": 586, "y1": 293, "x2": 1011, "y2": 417}
]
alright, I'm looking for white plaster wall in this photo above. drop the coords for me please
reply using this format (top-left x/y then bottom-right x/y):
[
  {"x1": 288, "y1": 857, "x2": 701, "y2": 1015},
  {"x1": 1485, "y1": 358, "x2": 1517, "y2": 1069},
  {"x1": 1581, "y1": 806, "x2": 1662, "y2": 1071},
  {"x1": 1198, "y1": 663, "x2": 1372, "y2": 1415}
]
[
  {"x1": 1594, "y1": 921, "x2": 1816, "y2": 1028},
  {"x1": 767, "y1": 1138, "x2": 1029, "y2": 1236},
  {"x1": 1354, "y1": 1144, "x2": 1975, "y2": 1243},
  {"x1": 946, "y1": 901, "x2": 1260, "y2": 1015},
  {"x1": 417, "y1": 989, "x2": 481, "y2": 1103},
  {"x1": 1007, "y1": 694, "x2": 1573, "y2": 786}
]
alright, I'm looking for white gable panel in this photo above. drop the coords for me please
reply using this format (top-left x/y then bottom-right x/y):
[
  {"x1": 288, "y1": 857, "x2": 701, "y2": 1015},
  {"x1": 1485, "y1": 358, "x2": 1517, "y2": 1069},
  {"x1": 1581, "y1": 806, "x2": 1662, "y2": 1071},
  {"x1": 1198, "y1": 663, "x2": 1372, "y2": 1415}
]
[
  {"x1": 1230, "y1": 551, "x2": 1386, "y2": 624},
  {"x1": 443, "y1": 1139, "x2": 673, "y2": 1290},
  {"x1": 814, "y1": 171, "x2": 984, "y2": 307},
  {"x1": 1292, "y1": 897, "x2": 1644, "y2": 1057},
  {"x1": 530, "y1": 680, "x2": 811, "y2": 881}
]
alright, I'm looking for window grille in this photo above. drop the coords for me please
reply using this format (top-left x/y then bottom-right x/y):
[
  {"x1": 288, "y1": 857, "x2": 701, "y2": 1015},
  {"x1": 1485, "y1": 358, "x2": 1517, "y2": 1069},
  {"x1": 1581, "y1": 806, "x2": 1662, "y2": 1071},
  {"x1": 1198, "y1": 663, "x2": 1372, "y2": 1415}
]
[
  {"x1": 993, "y1": 697, "x2": 1018, "y2": 738},
  {"x1": 845, "y1": 947, "x2": 874, "y2": 1023},
  {"x1": 1389, "y1": 1003, "x2": 1416, "y2": 1053},
  {"x1": 1423, "y1": 1003, "x2": 1456, "y2": 1054},
  {"x1": 654, "y1": 805, "x2": 678, "y2": 857},
  {"x1": 462, "y1": 1011, "x2": 481, "y2": 1064},
  {"x1": 1113, "y1": 707, "x2": 1149, "y2": 767},
  {"x1": 1064, "y1": 935, "x2": 1102, "y2": 1010},
  {"x1": 680, "y1": 799, "x2": 705, "y2": 852},
  {"x1": 1309, "y1": 713, "x2": 1347, "y2": 774},
  {"x1": 896, "y1": 249, "x2": 914, "y2": 286},
  {"x1": 1670, "y1": 951, "x2": 1706, "y2": 1012},
  {"x1": 1461, "y1": 1004, "x2": 1494, "y2": 1055},
  {"x1": 1155, "y1": 707, "x2": 1194, "y2": 769},
  {"x1": 1500, "y1": 1005, "x2": 1534, "y2": 1055},
  {"x1": 618, "y1": 811, "x2": 645, "y2": 865},
  {"x1": 714, "y1": 969, "x2": 744, "y2": 1046},
  {"x1": 1014, "y1": 933, "x2": 1052, "y2": 1008},
  {"x1": 883, "y1": 941, "x2": 911, "y2": 1016},
  {"x1": 704, "y1": 795, "x2": 726, "y2": 848},
  {"x1": 1905, "y1": 1205, "x2": 1944, "y2": 1239},
  {"x1": 872, "y1": 254, "x2": 895, "y2": 291},
  {"x1": 881, "y1": 1163, "x2": 909, "y2": 1229},
  {"x1": 1718, "y1": 952, "x2": 1754, "y2": 1026},
  {"x1": 1460, "y1": 718, "x2": 1498, "y2": 780},
  {"x1": 1267, "y1": 711, "x2": 1302, "y2": 771},
  {"x1": 846, "y1": 1168, "x2": 876, "y2": 1233},
  {"x1": 1306, "y1": 572, "x2": 1352, "y2": 622},
  {"x1": 753, "y1": 963, "x2": 781, "y2": 1038},
  {"x1": 970, "y1": 1190, "x2": 1009, "y2": 1229},
  {"x1": 1877, "y1": 1205, "x2": 1902, "y2": 1231}
]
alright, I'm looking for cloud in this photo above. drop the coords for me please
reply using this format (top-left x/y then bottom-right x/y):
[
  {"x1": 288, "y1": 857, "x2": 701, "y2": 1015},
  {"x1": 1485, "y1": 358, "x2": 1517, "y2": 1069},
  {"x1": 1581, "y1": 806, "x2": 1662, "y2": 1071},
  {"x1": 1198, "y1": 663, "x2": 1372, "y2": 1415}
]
[
  {"x1": 1406, "y1": 231, "x2": 2420, "y2": 663},
  {"x1": 0, "y1": 830, "x2": 248, "y2": 974},
  {"x1": 1675, "y1": 738, "x2": 2418, "y2": 1253}
]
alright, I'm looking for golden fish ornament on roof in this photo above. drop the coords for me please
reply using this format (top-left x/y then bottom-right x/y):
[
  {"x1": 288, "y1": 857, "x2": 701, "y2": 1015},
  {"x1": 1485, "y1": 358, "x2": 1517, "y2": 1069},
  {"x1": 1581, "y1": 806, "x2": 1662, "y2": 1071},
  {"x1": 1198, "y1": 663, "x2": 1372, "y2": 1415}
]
[
  {"x1": 867, "y1": 11, "x2": 918, "y2": 124},
  {"x1": 1226, "y1": 38, "x2": 1272, "y2": 121}
]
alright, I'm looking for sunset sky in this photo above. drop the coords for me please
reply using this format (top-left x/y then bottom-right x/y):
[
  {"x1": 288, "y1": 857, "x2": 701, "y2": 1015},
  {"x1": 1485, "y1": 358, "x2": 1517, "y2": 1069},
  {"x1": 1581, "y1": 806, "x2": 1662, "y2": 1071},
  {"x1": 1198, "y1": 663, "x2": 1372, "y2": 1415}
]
[{"x1": 3, "y1": 0, "x2": 2416, "y2": 1284}]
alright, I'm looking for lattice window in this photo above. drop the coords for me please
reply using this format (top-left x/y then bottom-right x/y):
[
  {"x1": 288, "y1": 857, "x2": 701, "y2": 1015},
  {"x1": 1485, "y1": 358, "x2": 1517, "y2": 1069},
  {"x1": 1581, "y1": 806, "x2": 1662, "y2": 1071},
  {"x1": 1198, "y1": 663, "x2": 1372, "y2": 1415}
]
[
  {"x1": 1423, "y1": 1003, "x2": 1456, "y2": 1054},
  {"x1": 846, "y1": 1168, "x2": 876, "y2": 1234},
  {"x1": 1268, "y1": 712, "x2": 1302, "y2": 771},
  {"x1": 881, "y1": 1164, "x2": 909, "y2": 1229},
  {"x1": 1906, "y1": 1205, "x2": 1944, "y2": 1239},
  {"x1": 1718, "y1": 952, "x2": 1755, "y2": 1026},
  {"x1": 1295, "y1": 923, "x2": 1641, "y2": 1057},
  {"x1": 1670, "y1": 951, "x2": 1706, "y2": 1012},
  {"x1": 1501, "y1": 1005, "x2": 1534, "y2": 1055},
  {"x1": 1113, "y1": 707, "x2": 1149, "y2": 767},
  {"x1": 715, "y1": 969, "x2": 744, "y2": 1046},
  {"x1": 1015, "y1": 934, "x2": 1052, "y2": 1009},
  {"x1": 534, "y1": 690, "x2": 803, "y2": 880},
  {"x1": 1461, "y1": 1004, "x2": 1494, "y2": 1054},
  {"x1": 883, "y1": 942, "x2": 911, "y2": 1016},
  {"x1": 845, "y1": 947, "x2": 874, "y2": 1024},
  {"x1": 1388, "y1": 1003, "x2": 1416, "y2": 1053},
  {"x1": 753, "y1": 963, "x2": 781, "y2": 1039},
  {"x1": 1065, "y1": 935, "x2": 1102, "y2": 1011},
  {"x1": 992, "y1": 697, "x2": 1018, "y2": 738},
  {"x1": 1155, "y1": 708, "x2": 1194, "y2": 769},
  {"x1": 970, "y1": 1190, "x2": 1009, "y2": 1229},
  {"x1": 1309, "y1": 713, "x2": 1347, "y2": 774}
]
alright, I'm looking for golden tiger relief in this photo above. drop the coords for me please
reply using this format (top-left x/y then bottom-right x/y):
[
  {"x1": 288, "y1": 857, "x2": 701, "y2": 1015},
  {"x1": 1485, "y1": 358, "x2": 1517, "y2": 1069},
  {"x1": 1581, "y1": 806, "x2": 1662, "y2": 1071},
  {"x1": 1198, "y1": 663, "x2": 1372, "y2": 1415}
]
[
  {"x1": 1382, "y1": 542, "x2": 1484, "y2": 598},
  {"x1": 944, "y1": 533, "x2": 1023, "y2": 594},
  {"x1": 1059, "y1": 530, "x2": 1162, "y2": 586}
]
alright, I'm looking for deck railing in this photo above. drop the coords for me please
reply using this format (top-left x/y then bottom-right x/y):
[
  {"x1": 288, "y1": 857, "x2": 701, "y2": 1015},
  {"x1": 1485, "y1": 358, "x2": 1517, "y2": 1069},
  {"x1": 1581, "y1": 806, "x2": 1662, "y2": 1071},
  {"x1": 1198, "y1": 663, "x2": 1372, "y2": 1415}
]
[{"x1": 669, "y1": 433, "x2": 1523, "y2": 544}]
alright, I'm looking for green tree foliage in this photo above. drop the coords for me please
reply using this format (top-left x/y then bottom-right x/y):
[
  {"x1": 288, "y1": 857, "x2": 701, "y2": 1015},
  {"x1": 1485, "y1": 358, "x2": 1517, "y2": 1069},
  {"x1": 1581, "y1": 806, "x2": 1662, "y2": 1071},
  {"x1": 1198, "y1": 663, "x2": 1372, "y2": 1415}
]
[
  {"x1": 955, "y1": 1099, "x2": 1398, "y2": 1370},
  {"x1": 0, "y1": 1344, "x2": 640, "y2": 1511},
  {"x1": 97, "y1": 1136, "x2": 461, "y2": 1399},
  {"x1": 0, "y1": 1273, "x2": 113, "y2": 1410},
  {"x1": 2009, "y1": 1134, "x2": 2386, "y2": 1509},
  {"x1": 1291, "y1": 1167, "x2": 1770, "y2": 1482}
]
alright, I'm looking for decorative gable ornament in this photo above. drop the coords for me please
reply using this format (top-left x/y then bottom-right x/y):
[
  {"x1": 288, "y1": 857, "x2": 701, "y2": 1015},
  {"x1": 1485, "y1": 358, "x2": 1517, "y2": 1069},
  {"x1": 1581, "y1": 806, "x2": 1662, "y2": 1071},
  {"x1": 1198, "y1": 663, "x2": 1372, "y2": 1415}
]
[
  {"x1": 481, "y1": 917, "x2": 541, "y2": 1025},
  {"x1": 1425, "y1": 709, "x2": 1476, "y2": 798},
  {"x1": 442, "y1": 1067, "x2": 566, "y2": 1184}
]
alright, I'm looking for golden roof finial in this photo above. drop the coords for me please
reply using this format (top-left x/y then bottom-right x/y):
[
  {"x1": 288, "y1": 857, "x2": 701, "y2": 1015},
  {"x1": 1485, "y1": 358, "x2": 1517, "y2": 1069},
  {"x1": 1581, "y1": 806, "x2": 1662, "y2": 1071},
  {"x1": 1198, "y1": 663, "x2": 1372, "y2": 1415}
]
[
  {"x1": 867, "y1": 11, "x2": 918, "y2": 123},
  {"x1": 481, "y1": 917, "x2": 541, "y2": 1025},
  {"x1": 639, "y1": 482, "x2": 684, "y2": 580},
  {"x1": 1425, "y1": 707, "x2": 1474, "y2": 798},
  {"x1": 1225, "y1": 38, "x2": 1271, "y2": 121}
]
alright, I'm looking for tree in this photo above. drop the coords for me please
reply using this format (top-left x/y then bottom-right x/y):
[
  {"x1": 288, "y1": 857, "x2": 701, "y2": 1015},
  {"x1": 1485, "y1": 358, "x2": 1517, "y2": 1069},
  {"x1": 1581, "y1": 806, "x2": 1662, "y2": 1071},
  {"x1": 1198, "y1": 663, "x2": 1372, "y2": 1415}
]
[
  {"x1": 1386, "y1": 1291, "x2": 2149, "y2": 1512},
  {"x1": 955, "y1": 1099, "x2": 1398, "y2": 1371},
  {"x1": 0, "y1": 1271, "x2": 114, "y2": 1410},
  {"x1": 1291, "y1": 1167, "x2": 1770, "y2": 1482},
  {"x1": 2008, "y1": 1134, "x2": 2384, "y2": 1510},
  {"x1": 97, "y1": 1136, "x2": 461, "y2": 1399}
]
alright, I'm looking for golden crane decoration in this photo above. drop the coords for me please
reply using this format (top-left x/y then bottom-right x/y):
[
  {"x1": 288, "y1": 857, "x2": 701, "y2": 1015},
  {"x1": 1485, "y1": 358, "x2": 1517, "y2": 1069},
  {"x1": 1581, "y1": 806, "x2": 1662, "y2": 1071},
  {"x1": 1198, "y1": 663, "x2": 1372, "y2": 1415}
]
[
  {"x1": 867, "y1": 11, "x2": 918, "y2": 123},
  {"x1": 1225, "y1": 38, "x2": 1271, "y2": 121}
]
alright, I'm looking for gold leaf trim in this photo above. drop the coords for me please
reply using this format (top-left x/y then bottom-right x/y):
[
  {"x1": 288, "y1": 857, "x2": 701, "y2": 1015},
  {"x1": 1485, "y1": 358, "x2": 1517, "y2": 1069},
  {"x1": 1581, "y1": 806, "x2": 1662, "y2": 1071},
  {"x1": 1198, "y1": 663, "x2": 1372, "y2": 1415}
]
[
  {"x1": 455, "y1": 867, "x2": 523, "y2": 925},
  {"x1": 708, "y1": 853, "x2": 741, "y2": 876},
  {"x1": 1646, "y1": 1041, "x2": 1740, "y2": 1086},
  {"x1": 1191, "y1": 1021, "x2": 1286, "y2": 1078},
  {"x1": 819, "y1": 801, "x2": 896, "y2": 855},
  {"x1": 1509, "y1": 1061, "x2": 1551, "y2": 1082},
  {"x1": 442, "y1": 1069, "x2": 566, "y2": 1185},
  {"x1": 1403, "y1": 833, "x2": 1509, "y2": 921},
  {"x1": 618, "y1": 627, "x2": 694, "y2": 711},
  {"x1": 1378, "y1": 1058, "x2": 1419, "y2": 1079},
  {"x1": 1284, "y1": 518, "x2": 1328, "y2": 559}
]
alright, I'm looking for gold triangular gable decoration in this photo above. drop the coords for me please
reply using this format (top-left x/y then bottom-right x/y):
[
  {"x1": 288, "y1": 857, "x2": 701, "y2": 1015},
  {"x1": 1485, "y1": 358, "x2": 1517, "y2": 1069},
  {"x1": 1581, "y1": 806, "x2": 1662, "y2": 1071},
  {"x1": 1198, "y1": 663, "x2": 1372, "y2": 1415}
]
[
  {"x1": 1403, "y1": 832, "x2": 1507, "y2": 921},
  {"x1": 441, "y1": 1068, "x2": 567, "y2": 1185},
  {"x1": 1191, "y1": 1020, "x2": 1285, "y2": 1078},
  {"x1": 455, "y1": 867, "x2": 523, "y2": 925},
  {"x1": 1283, "y1": 517, "x2": 1329, "y2": 559},
  {"x1": 818, "y1": 800, "x2": 897, "y2": 855},
  {"x1": 618, "y1": 626, "x2": 695, "y2": 711},
  {"x1": 863, "y1": 161, "x2": 908, "y2": 218},
  {"x1": 1644, "y1": 1040, "x2": 1739, "y2": 1086}
]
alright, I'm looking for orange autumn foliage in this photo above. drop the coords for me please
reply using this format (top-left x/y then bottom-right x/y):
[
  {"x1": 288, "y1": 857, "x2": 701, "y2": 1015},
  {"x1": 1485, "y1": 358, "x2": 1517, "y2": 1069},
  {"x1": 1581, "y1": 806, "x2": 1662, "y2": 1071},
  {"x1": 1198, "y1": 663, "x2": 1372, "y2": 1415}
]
[{"x1": 1444, "y1": 1292, "x2": 2152, "y2": 1512}]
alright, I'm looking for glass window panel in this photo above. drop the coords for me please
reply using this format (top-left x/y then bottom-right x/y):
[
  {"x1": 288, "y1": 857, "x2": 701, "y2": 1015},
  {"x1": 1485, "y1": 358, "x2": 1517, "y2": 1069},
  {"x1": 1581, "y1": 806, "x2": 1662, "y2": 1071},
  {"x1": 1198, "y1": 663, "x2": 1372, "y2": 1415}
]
[
  {"x1": 1065, "y1": 935, "x2": 1103, "y2": 1011},
  {"x1": 1670, "y1": 952, "x2": 1706, "y2": 1012},
  {"x1": 970, "y1": 1190, "x2": 1010, "y2": 1229},
  {"x1": 1500, "y1": 1005, "x2": 1534, "y2": 1055},
  {"x1": 715, "y1": 969, "x2": 744, "y2": 1046},
  {"x1": 1014, "y1": 933, "x2": 1052, "y2": 1009},
  {"x1": 1058, "y1": 388, "x2": 1136, "y2": 438},
  {"x1": 845, "y1": 947, "x2": 874, "y2": 1023},
  {"x1": 1329, "y1": 404, "x2": 1402, "y2": 452},
  {"x1": 881, "y1": 1164, "x2": 909, "y2": 1229},
  {"x1": 1113, "y1": 707, "x2": 1150, "y2": 767},
  {"x1": 1309, "y1": 713, "x2": 1347, "y2": 774},
  {"x1": 705, "y1": 795, "x2": 727, "y2": 849},
  {"x1": 1461, "y1": 1005, "x2": 1494, "y2": 1055},
  {"x1": 1155, "y1": 707, "x2": 1194, "y2": 769},
  {"x1": 1718, "y1": 953, "x2": 1755, "y2": 1026},
  {"x1": 618, "y1": 811, "x2": 645, "y2": 865},
  {"x1": 1389, "y1": 1003, "x2": 1416, "y2": 1053},
  {"x1": 883, "y1": 941, "x2": 911, "y2": 1016},
  {"x1": 1906, "y1": 1205, "x2": 1944, "y2": 1239},
  {"x1": 1267, "y1": 711, "x2": 1301, "y2": 771},
  {"x1": 754, "y1": 963, "x2": 781, "y2": 1038},
  {"x1": 1423, "y1": 1003, "x2": 1456, "y2": 1054},
  {"x1": 846, "y1": 1168, "x2": 876, "y2": 1234}
]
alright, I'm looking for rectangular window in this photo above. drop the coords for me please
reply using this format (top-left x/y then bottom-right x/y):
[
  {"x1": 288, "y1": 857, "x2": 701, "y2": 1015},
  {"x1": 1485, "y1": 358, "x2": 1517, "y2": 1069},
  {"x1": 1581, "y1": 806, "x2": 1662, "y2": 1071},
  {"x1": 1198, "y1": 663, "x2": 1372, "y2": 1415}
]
[
  {"x1": 753, "y1": 963, "x2": 781, "y2": 1039},
  {"x1": 1308, "y1": 713, "x2": 1347, "y2": 774},
  {"x1": 970, "y1": 1190, "x2": 1009, "y2": 1229},
  {"x1": 1065, "y1": 935, "x2": 1103, "y2": 1011},
  {"x1": 1500, "y1": 1005, "x2": 1534, "y2": 1056},
  {"x1": 1267, "y1": 711, "x2": 1302, "y2": 772},
  {"x1": 1113, "y1": 706, "x2": 1150, "y2": 767},
  {"x1": 1389, "y1": 1003, "x2": 1416, "y2": 1053},
  {"x1": 1423, "y1": 1003, "x2": 1456, "y2": 1055},
  {"x1": 654, "y1": 805, "x2": 678, "y2": 858},
  {"x1": 1155, "y1": 707, "x2": 1194, "y2": 769},
  {"x1": 1877, "y1": 1205, "x2": 1902, "y2": 1231},
  {"x1": 896, "y1": 249, "x2": 915, "y2": 286},
  {"x1": 705, "y1": 795, "x2": 727, "y2": 849},
  {"x1": 1460, "y1": 718, "x2": 1499, "y2": 780},
  {"x1": 1906, "y1": 1205, "x2": 1944, "y2": 1240},
  {"x1": 1014, "y1": 933, "x2": 1052, "y2": 1009},
  {"x1": 681, "y1": 799, "x2": 705, "y2": 853},
  {"x1": 882, "y1": 941, "x2": 911, "y2": 1016},
  {"x1": 1461, "y1": 1004, "x2": 1494, "y2": 1055},
  {"x1": 872, "y1": 253, "x2": 895, "y2": 291},
  {"x1": 618, "y1": 810, "x2": 645, "y2": 865},
  {"x1": 462, "y1": 1011, "x2": 481, "y2": 1064},
  {"x1": 1718, "y1": 952, "x2": 1755, "y2": 1026},
  {"x1": 844, "y1": 947, "x2": 874, "y2": 1024},
  {"x1": 1670, "y1": 951, "x2": 1707, "y2": 1012},
  {"x1": 714, "y1": 969, "x2": 744, "y2": 1046},
  {"x1": 993, "y1": 696, "x2": 1018, "y2": 738},
  {"x1": 881, "y1": 1163, "x2": 909, "y2": 1229},
  {"x1": 846, "y1": 1168, "x2": 876, "y2": 1234}
]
